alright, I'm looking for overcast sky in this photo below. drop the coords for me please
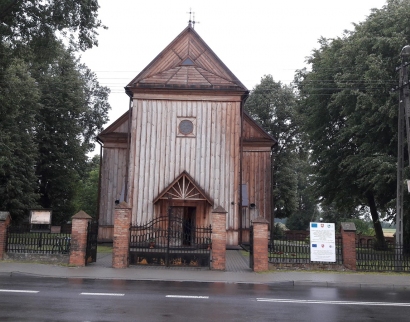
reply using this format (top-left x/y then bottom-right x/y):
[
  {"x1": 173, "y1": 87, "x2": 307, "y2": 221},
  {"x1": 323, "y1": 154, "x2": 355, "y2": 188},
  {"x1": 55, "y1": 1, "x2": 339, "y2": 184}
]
[{"x1": 80, "y1": 0, "x2": 388, "y2": 134}]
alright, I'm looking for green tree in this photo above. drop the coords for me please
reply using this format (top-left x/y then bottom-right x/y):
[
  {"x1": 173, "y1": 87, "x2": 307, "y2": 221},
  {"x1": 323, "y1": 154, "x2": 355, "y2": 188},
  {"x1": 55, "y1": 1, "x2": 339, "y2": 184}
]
[
  {"x1": 0, "y1": 0, "x2": 109, "y2": 223},
  {"x1": 286, "y1": 152, "x2": 319, "y2": 230},
  {"x1": 245, "y1": 75, "x2": 301, "y2": 219},
  {"x1": 0, "y1": 0, "x2": 104, "y2": 51},
  {"x1": 295, "y1": 0, "x2": 410, "y2": 246},
  {"x1": 0, "y1": 59, "x2": 40, "y2": 218},
  {"x1": 73, "y1": 155, "x2": 100, "y2": 218},
  {"x1": 317, "y1": 203, "x2": 354, "y2": 225},
  {"x1": 33, "y1": 43, "x2": 109, "y2": 223}
]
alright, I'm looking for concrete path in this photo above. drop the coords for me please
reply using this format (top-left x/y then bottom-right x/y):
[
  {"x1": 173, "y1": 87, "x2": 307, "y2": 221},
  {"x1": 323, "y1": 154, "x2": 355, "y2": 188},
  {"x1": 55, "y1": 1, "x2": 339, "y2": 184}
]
[
  {"x1": 1, "y1": 250, "x2": 410, "y2": 290},
  {"x1": 226, "y1": 249, "x2": 251, "y2": 272}
]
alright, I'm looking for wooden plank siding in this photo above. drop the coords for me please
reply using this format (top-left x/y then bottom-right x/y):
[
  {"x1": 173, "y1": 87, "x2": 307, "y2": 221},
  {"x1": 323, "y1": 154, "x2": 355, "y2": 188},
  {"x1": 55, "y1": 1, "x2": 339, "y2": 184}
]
[
  {"x1": 127, "y1": 27, "x2": 246, "y2": 92},
  {"x1": 127, "y1": 99, "x2": 241, "y2": 236},
  {"x1": 98, "y1": 103, "x2": 273, "y2": 245},
  {"x1": 242, "y1": 151, "x2": 272, "y2": 222},
  {"x1": 241, "y1": 111, "x2": 275, "y2": 233},
  {"x1": 98, "y1": 147, "x2": 127, "y2": 226}
]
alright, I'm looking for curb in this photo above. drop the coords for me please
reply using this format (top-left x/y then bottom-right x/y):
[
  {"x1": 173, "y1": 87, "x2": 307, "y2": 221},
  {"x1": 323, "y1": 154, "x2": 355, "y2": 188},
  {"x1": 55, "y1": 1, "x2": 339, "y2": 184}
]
[{"x1": 2, "y1": 269, "x2": 410, "y2": 290}]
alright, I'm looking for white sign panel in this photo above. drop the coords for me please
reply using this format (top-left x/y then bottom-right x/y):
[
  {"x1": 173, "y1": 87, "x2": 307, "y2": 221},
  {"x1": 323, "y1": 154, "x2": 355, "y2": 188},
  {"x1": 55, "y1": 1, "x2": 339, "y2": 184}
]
[
  {"x1": 30, "y1": 210, "x2": 52, "y2": 225},
  {"x1": 310, "y1": 222, "x2": 336, "y2": 262}
]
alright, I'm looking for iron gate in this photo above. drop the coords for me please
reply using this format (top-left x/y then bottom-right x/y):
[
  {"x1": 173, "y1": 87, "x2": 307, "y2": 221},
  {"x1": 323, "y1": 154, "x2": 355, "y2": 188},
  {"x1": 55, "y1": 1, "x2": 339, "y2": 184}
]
[
  {"x1": 85, "y1": 220, "x2": 98, "y2": 265},
  {"x1": 129, "y1": 210, "x2": 212, "y2": 268}
]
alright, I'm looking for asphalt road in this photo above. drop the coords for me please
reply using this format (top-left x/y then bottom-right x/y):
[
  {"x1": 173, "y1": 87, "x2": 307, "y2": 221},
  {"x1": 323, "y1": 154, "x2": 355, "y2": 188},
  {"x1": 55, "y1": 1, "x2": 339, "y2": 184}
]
[{"x1": 1, "y1": 274, "x2": 410, "y2": 322}]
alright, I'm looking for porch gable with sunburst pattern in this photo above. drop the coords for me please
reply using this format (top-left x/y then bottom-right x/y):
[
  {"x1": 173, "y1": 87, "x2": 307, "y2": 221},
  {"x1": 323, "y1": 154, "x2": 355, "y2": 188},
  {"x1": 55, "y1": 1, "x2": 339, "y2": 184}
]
[{"x1": 153, "y1": 171, "x2": 213, "y2": 205}]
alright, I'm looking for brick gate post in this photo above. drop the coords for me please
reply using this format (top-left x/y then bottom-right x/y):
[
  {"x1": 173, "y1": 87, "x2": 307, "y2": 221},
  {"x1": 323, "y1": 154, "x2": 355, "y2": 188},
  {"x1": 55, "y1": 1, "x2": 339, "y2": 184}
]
[
  {"x1": 211, "y1": 206, "x2": 227, "y2": 270},
  {"x1": 252, "y1": 217, "x2": 269, "y2": 272},
  {"x1": 69, "y1": 211, "x2": 92, "y2": 266},
  {"x1": 0, "y1": 212, "x2": 11, "y2": 260},
  {"x1": 113, "y1": 201, "x2": 131, "y2": 269},
  {"x1": 340, "y1": 222, "x2": 357, "y2": 270}
]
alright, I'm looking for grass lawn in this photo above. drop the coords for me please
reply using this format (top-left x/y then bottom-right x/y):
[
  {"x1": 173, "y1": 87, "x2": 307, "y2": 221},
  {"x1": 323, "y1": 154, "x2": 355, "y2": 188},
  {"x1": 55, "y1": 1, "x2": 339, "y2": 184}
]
[{"x1": 97, "y1": 245, "x2": 113, "y2": 253}]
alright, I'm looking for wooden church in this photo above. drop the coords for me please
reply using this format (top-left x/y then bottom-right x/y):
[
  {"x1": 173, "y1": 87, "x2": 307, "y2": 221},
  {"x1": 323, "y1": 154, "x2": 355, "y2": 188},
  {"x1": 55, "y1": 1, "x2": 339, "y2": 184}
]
[{"x1": 97, "y1": 23, "x2": 276, "y2": 246}]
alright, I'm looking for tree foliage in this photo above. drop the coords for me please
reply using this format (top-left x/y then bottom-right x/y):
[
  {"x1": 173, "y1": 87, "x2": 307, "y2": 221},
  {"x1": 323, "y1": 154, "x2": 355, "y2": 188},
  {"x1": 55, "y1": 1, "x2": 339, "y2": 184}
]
[
  {"x1": 0, "y1": 0, "x2": 105, "y2": 51},
  {"x1": 295, "y1": 0, "x2": 410, "y2": 245},
  {"x1": 0, "y1": 0, "x2": 109, "y2": 223},
  {"x1": 245, "y1": 75, "x2": 307, "y2": 219},
  {"x1": 33, "y1": 43, "x2": 109, "y2": 222},
  {"x1": 286, "y1": 151, "x2": 319, "y2": 230},
  {"x1": 0, "y1": 59, "x2": 40, "y2": 218},
  {"x1": 73, "y1": 155, "x2": 100, "y2": 219}
]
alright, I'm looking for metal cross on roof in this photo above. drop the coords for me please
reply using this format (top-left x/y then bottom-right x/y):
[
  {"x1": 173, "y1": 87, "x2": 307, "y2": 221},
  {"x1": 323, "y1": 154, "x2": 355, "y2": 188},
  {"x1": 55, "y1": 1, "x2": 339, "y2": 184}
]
[{"x1": 187, "y1": 8, "x2": 199, "y2": 29}]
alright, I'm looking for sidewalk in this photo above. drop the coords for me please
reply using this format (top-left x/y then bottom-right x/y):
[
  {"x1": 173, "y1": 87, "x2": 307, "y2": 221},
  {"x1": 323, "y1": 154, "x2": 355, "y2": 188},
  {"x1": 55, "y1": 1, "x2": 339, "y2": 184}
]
[{"x1": 1, "y1": 250, "x2": 410, "y2": 290}]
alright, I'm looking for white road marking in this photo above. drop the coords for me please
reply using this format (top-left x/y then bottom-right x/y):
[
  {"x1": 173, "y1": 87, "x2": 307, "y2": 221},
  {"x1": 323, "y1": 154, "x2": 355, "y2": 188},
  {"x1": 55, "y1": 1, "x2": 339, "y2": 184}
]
[
  {"x1": 166, "y1": 295, "x2": 209, "y2": 299},
  {"x1": 0, "y1": 289, "x2": 39, "y2": 293},
  {"x1": 256, "y1": 298, "x2": 410, "y2": 307},
  {"x1": 80, "y1": 292, "x2": 124, "y2": 296}
]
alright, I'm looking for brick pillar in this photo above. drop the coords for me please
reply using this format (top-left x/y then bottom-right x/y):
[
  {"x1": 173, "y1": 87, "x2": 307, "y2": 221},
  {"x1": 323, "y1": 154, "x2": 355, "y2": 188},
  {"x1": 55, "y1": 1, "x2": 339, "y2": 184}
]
[
  {"x1": 69, "y1": 211, "x2": 92, "y2": 266},
  {"x1": 252, "y1": 217, "x2": 269, "y2": 272},
  {"x1": 113, "y1": 201, "x2": 131, "y2": 269},
  {"x1": 211, "y1": 206, "x2": 227, "y2": 270},
  {"x1": 341, "y1": 222, "x2": 357, "y2": 270},
  {"x1": 0, "y1": 212, "x2": 11, "y2": 260}
]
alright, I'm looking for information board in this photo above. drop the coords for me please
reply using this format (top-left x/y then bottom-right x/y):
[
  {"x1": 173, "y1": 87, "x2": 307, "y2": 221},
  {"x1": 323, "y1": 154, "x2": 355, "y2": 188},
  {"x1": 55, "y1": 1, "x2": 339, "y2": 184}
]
[
  {"x1": 310, "y1": 222, "x2": 336, "y2": 262},
  {"x1": 30, "y1": 210, "x2": 52, "y2": 225}
]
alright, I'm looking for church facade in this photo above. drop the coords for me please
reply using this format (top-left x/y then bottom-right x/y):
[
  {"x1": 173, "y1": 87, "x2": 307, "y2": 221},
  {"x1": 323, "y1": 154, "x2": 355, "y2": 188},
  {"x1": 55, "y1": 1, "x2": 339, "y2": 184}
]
[{"x1": 97, "y1": 25, "x2": 276, "y2": 245}]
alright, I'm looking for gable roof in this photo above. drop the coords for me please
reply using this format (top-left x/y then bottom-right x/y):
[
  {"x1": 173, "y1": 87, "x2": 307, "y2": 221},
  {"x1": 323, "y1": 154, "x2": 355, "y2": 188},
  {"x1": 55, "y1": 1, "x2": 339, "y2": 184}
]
[
  {"x1": 97, "y1": 110, "x2": 129, "y2": 143},
  {"x1": 126, "y1": 26, "x2": 247, "y2": 94},
  {"x1": 153, "y1": 171, "x2": 213, "y2": 205},
  {"x1": 243, "y1": 110, "x2": 277, "y2": 147}
]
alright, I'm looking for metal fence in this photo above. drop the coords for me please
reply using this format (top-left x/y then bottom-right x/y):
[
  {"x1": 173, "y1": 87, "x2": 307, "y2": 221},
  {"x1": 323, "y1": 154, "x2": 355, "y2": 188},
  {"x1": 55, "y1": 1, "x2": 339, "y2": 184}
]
[
  {"x1": 269, "y1": 233, "x2": 343, "y2": 265},
  {"x1": 6, "y1": 226, "x2": 71, "y2": 255},
  {"x1": 356, "y1": 240, "x2": 410, "y2": 272},
  {"x1": 129, "y1": 215, "x2": 212, "y2": 267},
  {"x1": 85, "y1": 221, "x2": 98, "y2": 264}
]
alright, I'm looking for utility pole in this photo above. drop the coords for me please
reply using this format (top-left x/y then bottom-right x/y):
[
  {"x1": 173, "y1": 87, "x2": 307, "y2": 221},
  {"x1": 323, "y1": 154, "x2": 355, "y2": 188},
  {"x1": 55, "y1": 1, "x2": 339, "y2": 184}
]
[{"x1": 396, "y1": 45, "x2": 410, "y2": 259}]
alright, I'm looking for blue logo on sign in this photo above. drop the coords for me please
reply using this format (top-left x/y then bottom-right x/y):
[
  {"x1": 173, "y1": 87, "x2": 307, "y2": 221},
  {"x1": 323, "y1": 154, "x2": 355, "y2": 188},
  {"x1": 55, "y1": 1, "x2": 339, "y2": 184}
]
[
  {"x1": 312, "y1": 244, "x2": 317, "y2": 247},
  {"x1": 311, "y1": 223, "x2": 318, "y2": 228}
]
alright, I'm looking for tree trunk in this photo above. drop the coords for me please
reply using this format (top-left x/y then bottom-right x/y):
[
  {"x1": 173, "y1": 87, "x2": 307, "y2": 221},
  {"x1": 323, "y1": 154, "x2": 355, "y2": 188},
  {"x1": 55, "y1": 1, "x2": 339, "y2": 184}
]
[{"x1": 365, "y1": 191, "x2": 386, "y2": 249}]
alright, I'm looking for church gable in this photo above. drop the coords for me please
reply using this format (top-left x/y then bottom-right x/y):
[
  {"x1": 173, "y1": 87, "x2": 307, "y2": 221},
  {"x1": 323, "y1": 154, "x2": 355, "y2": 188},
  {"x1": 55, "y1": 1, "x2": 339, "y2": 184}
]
[
  {"x1": 126, "y1": 26, "x2": 247, "y2": 92},
  {"x1": 153, "y1": 171, "x2": 213, "y2": 205},
  {"x1": 97, "y1": 111, "x2": 129, "y2": 144},
  {"x1": 243, "y1": 112, "x2": 277, "y2": 148},
  {"x1": 140, "y1": 65, "x2": 236, "y2": 88}
]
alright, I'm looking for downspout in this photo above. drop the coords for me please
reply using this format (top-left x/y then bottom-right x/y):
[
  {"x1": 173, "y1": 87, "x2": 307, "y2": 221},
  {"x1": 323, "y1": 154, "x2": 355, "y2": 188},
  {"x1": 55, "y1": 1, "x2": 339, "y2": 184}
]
[
  {"x1": 239, "y1": 92, "x2": 249, "y2": 245},
  {"x1": 96, "y1": 137, "x2": 103, "y2": 223},
  {"x1": 124, "y1": 97, "x2": 133, "y2": 202}
]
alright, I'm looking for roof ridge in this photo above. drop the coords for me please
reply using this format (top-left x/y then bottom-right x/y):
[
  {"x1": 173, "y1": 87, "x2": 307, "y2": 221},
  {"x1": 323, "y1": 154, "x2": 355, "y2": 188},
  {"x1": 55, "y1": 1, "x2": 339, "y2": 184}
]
[{"x1": 126, "y1": 26, "x2": 247, "y2": 94}]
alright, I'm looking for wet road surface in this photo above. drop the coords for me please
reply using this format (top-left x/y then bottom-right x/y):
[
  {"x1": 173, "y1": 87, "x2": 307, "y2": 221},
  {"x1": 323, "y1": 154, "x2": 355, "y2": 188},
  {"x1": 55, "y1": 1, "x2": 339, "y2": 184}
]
[{"x1": 1, "y1": 273, "x2": 410, "y2": 321}]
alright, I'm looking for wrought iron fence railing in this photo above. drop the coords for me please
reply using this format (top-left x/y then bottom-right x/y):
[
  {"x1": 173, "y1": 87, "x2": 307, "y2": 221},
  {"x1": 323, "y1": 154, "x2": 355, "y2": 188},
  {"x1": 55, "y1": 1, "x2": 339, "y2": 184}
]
[
  {"x1": 268, "y1": 233, "x2": 343, "y2": 265},
  {"x1": 129, "y1": 216, "x2": 212, "y2": 267},
  {"x1": 6, "y1": 226, "x2": 71, "y2": 254},
  {"x1": 356, "y1": 240, "x2": 410, "y2": 272}
]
